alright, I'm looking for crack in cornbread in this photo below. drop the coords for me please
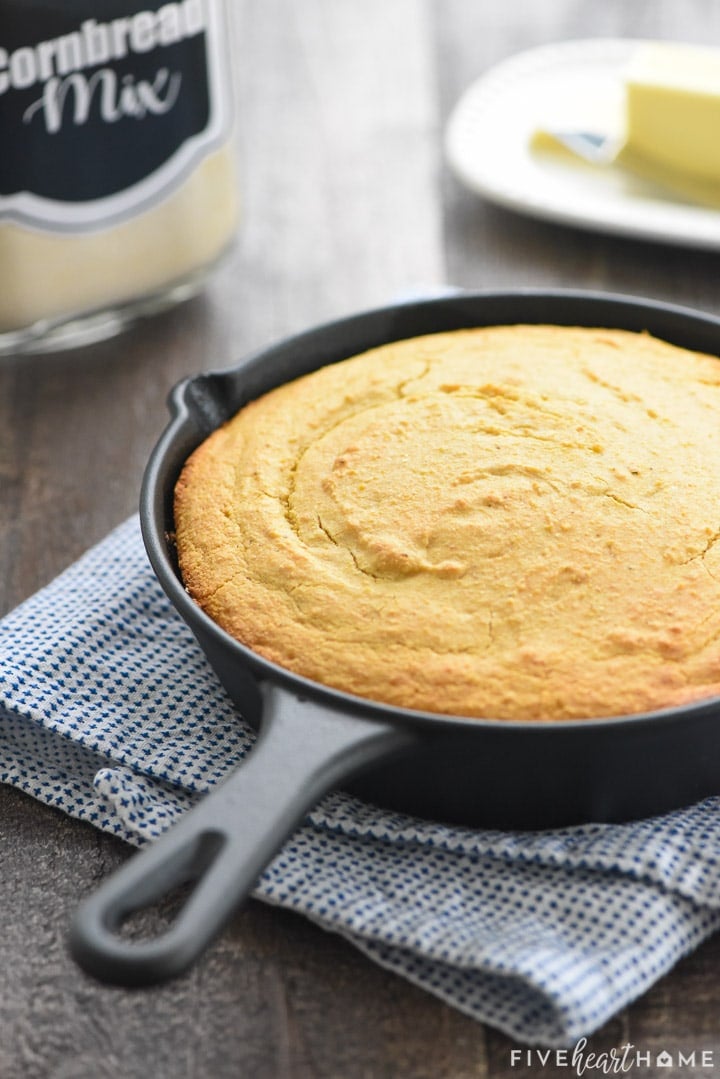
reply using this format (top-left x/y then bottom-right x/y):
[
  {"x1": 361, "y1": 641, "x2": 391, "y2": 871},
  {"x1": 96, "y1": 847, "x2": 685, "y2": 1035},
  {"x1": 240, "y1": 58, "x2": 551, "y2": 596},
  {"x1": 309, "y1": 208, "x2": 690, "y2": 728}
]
[{"x1": 174, "y1": 325, "x2": 720, "y2": 720}]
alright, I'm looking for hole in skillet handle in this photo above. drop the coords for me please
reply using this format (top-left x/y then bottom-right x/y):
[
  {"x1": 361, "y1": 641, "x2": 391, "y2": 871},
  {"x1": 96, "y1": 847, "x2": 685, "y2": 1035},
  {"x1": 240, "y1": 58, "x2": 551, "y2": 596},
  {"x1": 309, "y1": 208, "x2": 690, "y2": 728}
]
[{"x1": 67, "y1": 682, "x2": 413, "y2": 987}]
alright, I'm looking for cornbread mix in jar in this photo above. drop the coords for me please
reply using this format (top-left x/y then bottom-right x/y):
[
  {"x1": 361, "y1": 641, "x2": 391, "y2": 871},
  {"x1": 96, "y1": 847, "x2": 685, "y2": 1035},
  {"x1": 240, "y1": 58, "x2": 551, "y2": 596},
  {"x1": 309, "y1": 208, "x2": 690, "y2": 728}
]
[{"x1": 0, "y1": 0, "x2": 238, "y2": 353}]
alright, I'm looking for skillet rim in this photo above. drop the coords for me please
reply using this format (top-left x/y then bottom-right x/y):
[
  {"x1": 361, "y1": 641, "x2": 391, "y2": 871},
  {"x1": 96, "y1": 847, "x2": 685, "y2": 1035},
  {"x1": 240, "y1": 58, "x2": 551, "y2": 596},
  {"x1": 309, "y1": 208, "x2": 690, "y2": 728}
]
[{"x1": 140, "y1": 286, "x2": 720, "y2": 736}]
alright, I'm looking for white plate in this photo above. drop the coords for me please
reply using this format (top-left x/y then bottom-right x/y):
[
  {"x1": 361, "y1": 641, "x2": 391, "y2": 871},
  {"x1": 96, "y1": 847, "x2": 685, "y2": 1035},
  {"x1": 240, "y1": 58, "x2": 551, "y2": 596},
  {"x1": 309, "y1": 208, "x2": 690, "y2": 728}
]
[{"x1": 445, "y1": 38, "x2": 720, "y2": 251}]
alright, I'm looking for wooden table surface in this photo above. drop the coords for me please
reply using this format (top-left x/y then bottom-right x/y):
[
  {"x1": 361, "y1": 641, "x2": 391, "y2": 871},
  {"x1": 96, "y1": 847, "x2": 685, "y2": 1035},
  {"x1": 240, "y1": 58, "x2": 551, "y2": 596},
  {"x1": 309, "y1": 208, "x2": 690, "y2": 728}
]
[{"x1": 3, "y1": 2, "x2": 720, "y2": 1076}]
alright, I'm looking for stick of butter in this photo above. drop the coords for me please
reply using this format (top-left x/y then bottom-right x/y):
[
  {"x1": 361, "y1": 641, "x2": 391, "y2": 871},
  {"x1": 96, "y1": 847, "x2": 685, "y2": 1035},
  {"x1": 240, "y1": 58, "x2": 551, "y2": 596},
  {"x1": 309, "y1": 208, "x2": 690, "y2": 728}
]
[
  {"x1": 530, "y1": 41, "x2": 720, "y2": 206},
  {"x1": 624, "y1": 41, "x2": 720, "y2": 182}
]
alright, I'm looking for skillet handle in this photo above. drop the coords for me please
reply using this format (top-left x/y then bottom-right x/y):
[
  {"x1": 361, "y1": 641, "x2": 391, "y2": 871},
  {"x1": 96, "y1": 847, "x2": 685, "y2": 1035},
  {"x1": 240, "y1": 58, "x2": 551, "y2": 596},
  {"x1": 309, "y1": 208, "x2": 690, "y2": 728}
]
[{"x1": 68, "y1": 685, "x2": 411, "y2": 987}]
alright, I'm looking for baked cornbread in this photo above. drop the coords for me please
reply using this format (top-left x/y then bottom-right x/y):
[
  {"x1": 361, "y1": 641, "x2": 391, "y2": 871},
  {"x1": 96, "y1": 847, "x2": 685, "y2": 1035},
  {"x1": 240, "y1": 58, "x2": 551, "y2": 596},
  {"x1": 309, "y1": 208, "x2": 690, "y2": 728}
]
[{"x1": 174, "y1": 325, "x2": 720, "y2": 721}]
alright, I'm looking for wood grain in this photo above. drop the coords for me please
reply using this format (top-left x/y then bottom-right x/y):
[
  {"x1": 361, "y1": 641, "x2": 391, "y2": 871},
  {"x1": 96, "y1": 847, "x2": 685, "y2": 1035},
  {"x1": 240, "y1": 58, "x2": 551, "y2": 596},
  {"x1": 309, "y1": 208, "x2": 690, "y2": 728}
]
[{"x1": 2, "y1": 1, "x2": 720, "y2": 1075}]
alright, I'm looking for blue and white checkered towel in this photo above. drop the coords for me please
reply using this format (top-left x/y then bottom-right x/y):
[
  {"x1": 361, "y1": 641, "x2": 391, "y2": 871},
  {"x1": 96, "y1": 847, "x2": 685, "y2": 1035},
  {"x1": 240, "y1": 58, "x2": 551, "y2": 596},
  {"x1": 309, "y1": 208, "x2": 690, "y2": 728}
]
[{"x1": 2, "y1": 515, "x2": 720, "y2": 1047}]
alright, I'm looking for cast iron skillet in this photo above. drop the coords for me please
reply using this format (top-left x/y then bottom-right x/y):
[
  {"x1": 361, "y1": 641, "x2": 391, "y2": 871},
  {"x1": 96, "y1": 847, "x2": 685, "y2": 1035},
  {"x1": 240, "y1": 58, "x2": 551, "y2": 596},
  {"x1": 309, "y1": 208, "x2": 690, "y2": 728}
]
[{"x1": 69, "y1": 290, "x2": 720, "y2": 986}]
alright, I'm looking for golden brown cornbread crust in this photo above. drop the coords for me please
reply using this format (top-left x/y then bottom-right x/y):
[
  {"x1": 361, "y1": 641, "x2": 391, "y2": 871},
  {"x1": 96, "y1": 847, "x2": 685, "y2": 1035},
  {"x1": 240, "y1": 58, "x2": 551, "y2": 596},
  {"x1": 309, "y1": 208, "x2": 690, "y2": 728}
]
[{"x1": 174, "y1": 325, "x2": 720, "y2": 720}]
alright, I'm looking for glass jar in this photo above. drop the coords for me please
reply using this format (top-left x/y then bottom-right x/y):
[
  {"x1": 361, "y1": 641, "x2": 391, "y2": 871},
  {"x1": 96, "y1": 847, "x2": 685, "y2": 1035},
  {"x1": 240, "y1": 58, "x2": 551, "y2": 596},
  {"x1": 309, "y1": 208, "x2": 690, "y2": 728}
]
[{"x1": 0, "y1": 0, "x2": 238, "y2": 353}]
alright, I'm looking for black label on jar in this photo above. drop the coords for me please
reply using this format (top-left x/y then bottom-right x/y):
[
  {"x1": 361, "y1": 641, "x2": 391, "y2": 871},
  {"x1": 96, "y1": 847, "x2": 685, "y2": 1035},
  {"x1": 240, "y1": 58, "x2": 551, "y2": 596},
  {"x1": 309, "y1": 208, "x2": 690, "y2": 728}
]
[{"x1": 0, "y1": 0, "x2": 231, "y2": 231}]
